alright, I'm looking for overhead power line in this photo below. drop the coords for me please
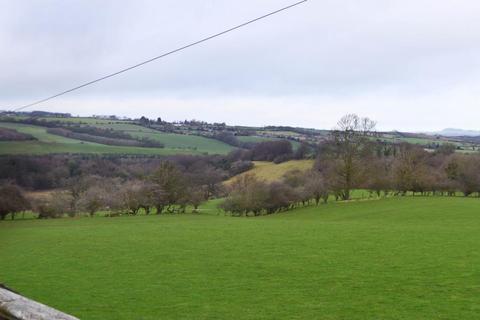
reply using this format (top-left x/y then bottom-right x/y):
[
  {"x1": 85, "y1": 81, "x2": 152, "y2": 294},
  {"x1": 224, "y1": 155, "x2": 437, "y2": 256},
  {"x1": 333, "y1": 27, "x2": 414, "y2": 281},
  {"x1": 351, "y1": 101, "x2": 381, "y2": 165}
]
[{"x1": 11, "y1": 0, "x2": 307, "y2": 112}]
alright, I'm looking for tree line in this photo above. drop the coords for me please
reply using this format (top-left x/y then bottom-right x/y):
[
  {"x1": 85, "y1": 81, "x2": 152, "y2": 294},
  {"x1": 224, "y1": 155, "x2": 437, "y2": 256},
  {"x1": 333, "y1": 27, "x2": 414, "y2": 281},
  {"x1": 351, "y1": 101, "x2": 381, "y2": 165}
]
[
  {"x1": 1, "y1": 114, "x2": 480, "y2": 219},
  {"x1": 46, "y1": 127, "x2": 164, "y2": 148},
  {"x1": 0, "y1": 138, "x2": 302, "y2": 191},
  {"x1": 0, "y1": 159, "x2": 226, "y2": 220},
  {"x1": 0, "y1": 127, "x2": 36, "y2": 141},
  {"x1": 1, "y1": 118, "x2": 164, "y2": 148},
  {"x1": 219, "y1": 114, "x2": 480, "y2": 216},
  {"x1": 0, "y1": 150, "x2": 260, "y2": 219}
]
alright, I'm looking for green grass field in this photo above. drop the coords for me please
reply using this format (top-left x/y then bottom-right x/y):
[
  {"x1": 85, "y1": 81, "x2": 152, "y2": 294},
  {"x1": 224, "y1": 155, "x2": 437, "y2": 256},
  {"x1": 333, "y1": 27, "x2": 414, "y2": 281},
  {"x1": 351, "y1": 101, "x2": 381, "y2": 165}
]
[
  {"x1": 2, "y1": 196, "x2": 479, "y2": 319},
  {"x1": 377, "y1": 135, "x2": 478, "y2": 151},
  {"x1": 94, "y1": 122, "x2": 235, "y2": 154},
  {"x1": 128, "y1": 130, "x2": 234, "y2": 154},
  {"x1": 0, "y1": 122, "x2": 234, "y2": 155}
]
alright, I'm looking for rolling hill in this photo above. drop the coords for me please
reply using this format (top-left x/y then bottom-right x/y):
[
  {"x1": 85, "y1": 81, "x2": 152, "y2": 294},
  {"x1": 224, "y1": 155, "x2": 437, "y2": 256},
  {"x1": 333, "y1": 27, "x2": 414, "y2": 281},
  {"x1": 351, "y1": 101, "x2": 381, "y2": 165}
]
[
  {"x1": 1, "y1": 113, "x2": 479, "y2": 156},
  {"x1": 0, "y1": 121, "x2": 234, "y2": 155},
  {"x1": 225, "y1": 160, "x2": 315, "y2": 184},
  {"x1": 431, "y1": 128, "x2": 480, "y2": 137}
]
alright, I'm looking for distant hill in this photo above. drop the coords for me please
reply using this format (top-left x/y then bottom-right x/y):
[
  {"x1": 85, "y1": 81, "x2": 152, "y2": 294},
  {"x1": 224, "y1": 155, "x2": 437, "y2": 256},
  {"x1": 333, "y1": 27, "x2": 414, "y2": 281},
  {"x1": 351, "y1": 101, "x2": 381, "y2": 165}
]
[
  {"x1": 1, "y1": 112, "x2": 479, "y2": 155},
  {"x1": 430, "y1": 128, "x2": 480, "y2": 137}
]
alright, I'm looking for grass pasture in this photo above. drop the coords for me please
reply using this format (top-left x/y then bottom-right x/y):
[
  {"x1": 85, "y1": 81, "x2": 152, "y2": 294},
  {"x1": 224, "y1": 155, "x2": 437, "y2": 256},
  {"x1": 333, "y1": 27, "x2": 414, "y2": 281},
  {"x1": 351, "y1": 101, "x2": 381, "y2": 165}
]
[
  {"x1": 128, "y1": 130, "x2": 234, "y2": 154},
  {"x1": 0, "y1": 122, "x2": 233, "y2": 155},
  {"x1": 1, "y1": 197, "x2": 480, "y2": 319},
  {"x1": 377, "y1": 134, "x2": 478, "y2": 152},
  {"x1": 226, "y1": 159, "x2": 315, "y2": 184}
]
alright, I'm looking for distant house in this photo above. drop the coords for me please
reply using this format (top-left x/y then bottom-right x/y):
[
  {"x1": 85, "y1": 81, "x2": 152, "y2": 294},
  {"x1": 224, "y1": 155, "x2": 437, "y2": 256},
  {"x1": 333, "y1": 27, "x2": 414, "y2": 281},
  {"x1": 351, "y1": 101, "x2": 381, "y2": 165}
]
[{"x1": 93, "y1": 115, "x2": 118, "y2": 120}]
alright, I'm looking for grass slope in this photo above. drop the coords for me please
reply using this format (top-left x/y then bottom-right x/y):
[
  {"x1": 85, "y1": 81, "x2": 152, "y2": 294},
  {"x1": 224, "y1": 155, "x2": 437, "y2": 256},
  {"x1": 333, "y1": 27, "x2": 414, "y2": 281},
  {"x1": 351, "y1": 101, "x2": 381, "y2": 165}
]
[
  {"x1": 8, "y1": 117, "x2": 235, "y2": 154},
  {"x1": 128, "y1": 131, "x2": 234, "y2": 154},
  {"x1": 2, "y1": 197, "x2": 478, "y2": 319},
  {"x1": 226, "y1": 159, "x2": 314, "y2": 184},
  {"x1": 0, "y1": 122, "x2": 233, "y2": 155}
]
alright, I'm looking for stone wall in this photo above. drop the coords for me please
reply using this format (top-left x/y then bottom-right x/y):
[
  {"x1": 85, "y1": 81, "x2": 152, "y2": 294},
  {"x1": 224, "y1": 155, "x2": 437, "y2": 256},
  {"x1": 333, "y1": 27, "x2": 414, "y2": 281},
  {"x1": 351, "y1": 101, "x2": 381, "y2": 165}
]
[{"x1": 0, "y1": 286, "x2": 79, "y2": 320}]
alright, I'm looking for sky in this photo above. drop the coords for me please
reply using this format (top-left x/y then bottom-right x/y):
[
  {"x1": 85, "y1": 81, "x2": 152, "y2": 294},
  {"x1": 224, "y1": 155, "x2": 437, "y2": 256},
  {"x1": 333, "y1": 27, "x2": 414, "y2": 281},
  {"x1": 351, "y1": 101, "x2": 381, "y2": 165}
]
[{"x1": 1, "y1": 0, "x2": 480, "y2": 132}]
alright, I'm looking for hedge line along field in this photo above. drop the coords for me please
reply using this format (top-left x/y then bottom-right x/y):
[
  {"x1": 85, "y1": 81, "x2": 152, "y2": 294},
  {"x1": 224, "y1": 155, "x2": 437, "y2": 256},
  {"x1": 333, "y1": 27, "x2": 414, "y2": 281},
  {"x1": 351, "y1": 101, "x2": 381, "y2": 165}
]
[
  {"x1": 236, "y1": 136, "x2": 301, "y2": 149},
  {"x1": 1, "y1": 197, "x2": 480, "y2": 319},
  {"x1": 127, "y1": 130, "x2": 234, "y2": 153},
  {"x1": 0, "y1": 122, "x2": 234, "y2": 155},
  {"x1": 3, "y1": 117, "x2": 299, "y2": 152},
  {"x1": 3, "y1": 117, "x2": 243, "y2": 154}
]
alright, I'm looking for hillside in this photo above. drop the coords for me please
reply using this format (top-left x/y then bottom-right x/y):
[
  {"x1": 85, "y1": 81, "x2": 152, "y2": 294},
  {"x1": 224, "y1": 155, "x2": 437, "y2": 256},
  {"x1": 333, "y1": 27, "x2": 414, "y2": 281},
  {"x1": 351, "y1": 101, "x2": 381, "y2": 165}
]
[
  {"x1": 1, "y1": 113, "x2": 479, "y2": 156},
  {"x1": 1, "y1": 197, "x2": 479, "y2": 319},
  {"x1": 226, "y1": 160, "x2": 315, "y2": 184},
  {"x1": 0, "y1": 121, "x2": 234, "y2": 155},
  {"x1": 431, "y1": 128, "x2": 480, "y2": 137}
]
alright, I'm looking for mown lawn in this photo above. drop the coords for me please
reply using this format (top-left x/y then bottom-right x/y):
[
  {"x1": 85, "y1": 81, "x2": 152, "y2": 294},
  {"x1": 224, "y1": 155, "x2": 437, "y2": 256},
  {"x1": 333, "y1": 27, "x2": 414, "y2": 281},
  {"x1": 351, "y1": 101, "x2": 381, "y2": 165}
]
[{"x1": 1, "y1": 197, "x2": 479, "y2": 319}]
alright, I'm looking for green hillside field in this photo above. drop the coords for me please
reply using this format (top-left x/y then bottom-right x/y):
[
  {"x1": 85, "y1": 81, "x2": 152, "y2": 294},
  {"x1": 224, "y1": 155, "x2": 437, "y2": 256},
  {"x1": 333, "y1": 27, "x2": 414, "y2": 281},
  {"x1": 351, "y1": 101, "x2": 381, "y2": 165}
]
[
  {"x1": 0, "y1": 122, "x2": 234, "y2": 155},
  {"x1": 1, "y1": 197, "x2": 479, "y2": 319},
  {"x1": 8, "y1": 118, "x2": 276, "y2": 153}
]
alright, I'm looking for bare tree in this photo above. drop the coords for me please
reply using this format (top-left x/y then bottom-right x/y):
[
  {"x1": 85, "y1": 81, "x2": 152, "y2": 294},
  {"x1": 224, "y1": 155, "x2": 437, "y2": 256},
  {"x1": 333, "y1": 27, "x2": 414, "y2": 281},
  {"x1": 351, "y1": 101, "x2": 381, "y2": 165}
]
[
  {"x1": 0, "y1": 184, "x2": 30, "y2": 220},
  {"x1": 393, "y1": 144, "x2": 430, "y2": 195},
  {"x1": 220, "y1": 174, "x2": 269, "y2": 216},
  {"x1": 79, "y1": 186, "x2": 106, "y2": 217},
  {"x1": 150, "y1": 161, "x2": 189, "y2": 214},
  {"x1": 34, "y1": 191, "x2": 70, "y2": 219},
  {"x1": 319, "y1": 114, "x2": 377, "y2": 200},
  {"x1": 64, "y1": 176, "x2": 100, "y2": 213},
  {"x1": 364, "y1": 156, "x2": 393, "y2": 197},
  {"x1": 448, "y1": 154, "x2": 480, "y2": 196},
  {"x1": 304, "y1": 171, "x2": 329, "y2": 205},
  {"x1": 189, "y1": 188, "x2": 205, "y2": 213}
]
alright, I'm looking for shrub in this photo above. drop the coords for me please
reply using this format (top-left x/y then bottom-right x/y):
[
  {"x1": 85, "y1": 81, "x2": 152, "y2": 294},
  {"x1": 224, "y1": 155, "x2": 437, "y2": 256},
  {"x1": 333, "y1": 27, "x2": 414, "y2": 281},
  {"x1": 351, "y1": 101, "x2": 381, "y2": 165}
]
[
  {"x1": 229, "y1": 160, "x2": 254, "y2": 176},
  {"x1": 0, "y1": 184, "x2": 30, "y2": 220},
  {"x1": 34, "y1": 191, "x2": 71, "y2": 219},
  {"x1": 251, "y1": 140, "x2": 293, "y2": 162}
]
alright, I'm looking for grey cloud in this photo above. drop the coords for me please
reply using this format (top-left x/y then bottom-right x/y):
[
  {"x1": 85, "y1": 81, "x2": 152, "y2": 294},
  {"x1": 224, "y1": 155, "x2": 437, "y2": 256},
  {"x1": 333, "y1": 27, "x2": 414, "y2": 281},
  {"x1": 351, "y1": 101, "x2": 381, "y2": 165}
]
[{"x1": 1, "y1": 0, "x2": 480, "y2": 130}]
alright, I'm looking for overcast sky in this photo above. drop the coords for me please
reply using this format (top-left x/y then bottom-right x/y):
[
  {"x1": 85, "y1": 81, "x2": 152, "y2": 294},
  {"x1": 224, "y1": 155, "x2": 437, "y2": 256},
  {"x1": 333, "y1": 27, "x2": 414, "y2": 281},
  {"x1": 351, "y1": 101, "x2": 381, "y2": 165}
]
[{"x1": 1, "y1": 0, "x2": 480, "y2": 131}]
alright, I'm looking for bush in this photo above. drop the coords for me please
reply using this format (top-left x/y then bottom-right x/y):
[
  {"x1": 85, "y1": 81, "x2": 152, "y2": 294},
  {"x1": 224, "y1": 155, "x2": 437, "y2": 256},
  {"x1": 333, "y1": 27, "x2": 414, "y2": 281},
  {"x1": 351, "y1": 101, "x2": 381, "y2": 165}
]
[
  {"x1": 219, "y1": 174, "x2": 269, "y2": 216},
  {"x1": 34, "y1": 192, "x2": 71, "y2": 219},
  {"x1": 252, "y1": 140, "x2": 293, "y2": 162},
  {"x1": 229, "y1": 160, "x2": 254, "y2": 175},
  {"x1": 273, "y1": 154, "x2": 292, "y2": 164},
  {"x1": 0, "y1": 184, "x2": 30, "y2": 220},
  {"x1": 47, "y1": 128, "x2": 164, "y2": 148},
  {"x1": 0, "y1": 127, "x2": 36, "y2": 141}
]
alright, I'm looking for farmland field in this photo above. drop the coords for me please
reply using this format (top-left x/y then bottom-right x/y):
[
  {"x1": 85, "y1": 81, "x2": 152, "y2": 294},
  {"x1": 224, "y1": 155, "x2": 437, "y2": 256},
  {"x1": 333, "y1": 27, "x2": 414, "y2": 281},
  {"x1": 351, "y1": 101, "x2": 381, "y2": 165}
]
[
  {"x1": 128, "y1": 130, "x2": 234, "y2": 154},
  {"x1": 377, "y1": 135, "x2": 478, "y2": 151},
  {"x1": 0, "y1": 122, "x2": 234, "y2": 155},
  {"x1": 2, "y1": 197, "x2": 479, "y2": 319},
  {"x1": 226, "y1": 159, "x2": 315, "y2": 184}
]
